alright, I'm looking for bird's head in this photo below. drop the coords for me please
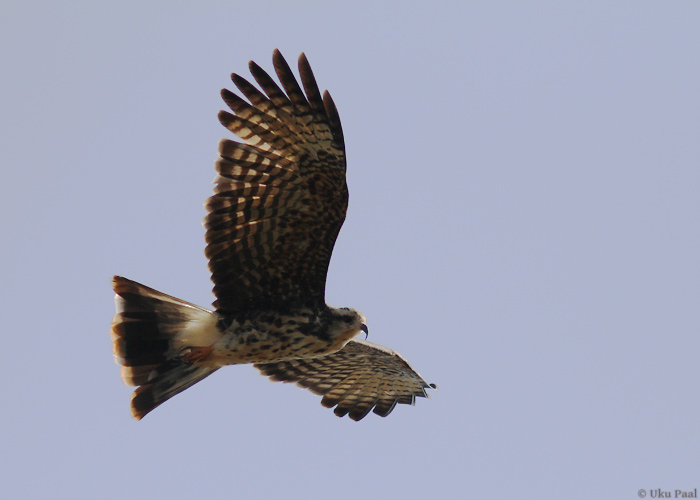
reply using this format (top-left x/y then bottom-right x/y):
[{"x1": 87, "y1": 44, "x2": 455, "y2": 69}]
[{"x1": 327, "y1": 307, "x2": 368, "y2": 349}]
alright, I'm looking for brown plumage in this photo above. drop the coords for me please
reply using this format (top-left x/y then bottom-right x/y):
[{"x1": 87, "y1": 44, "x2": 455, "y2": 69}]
[
  {"x1": 207, "y1": 51, "x2": 346, "y2": 313},
  {"x1": 255, "y1": 341, "x2": 435, "y2": 421},
  {"x1": 111, "y1": 50, "x2": 435, "y2": 421}
]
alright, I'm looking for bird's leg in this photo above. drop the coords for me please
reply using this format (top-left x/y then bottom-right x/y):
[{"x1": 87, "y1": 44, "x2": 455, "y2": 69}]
[{"x1": 179, "y1": 345, "x2": 214, "y2": 363}]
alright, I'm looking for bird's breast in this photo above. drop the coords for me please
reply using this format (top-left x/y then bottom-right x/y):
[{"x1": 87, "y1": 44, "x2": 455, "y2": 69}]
[{"x1": 211, "y1": 312, "x2": 338, "y2": 365}]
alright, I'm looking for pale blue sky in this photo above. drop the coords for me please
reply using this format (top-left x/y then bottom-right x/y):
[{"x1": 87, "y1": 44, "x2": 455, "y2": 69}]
[{"x1": 2, "y1": 2, "x2": 699, "y2": 499}]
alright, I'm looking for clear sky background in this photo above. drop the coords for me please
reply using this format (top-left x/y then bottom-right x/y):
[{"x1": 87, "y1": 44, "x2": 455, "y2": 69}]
[{"x1": 2, "y1": 2, "x2": 699, "y2": 499}]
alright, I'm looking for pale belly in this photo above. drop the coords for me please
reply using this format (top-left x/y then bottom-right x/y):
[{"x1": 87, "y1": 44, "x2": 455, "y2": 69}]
[
  {"x1": 213, "y1": 328, "x2": 335, "y2": 364},
  {"x1": 210, "y1": 316, "x2": 348, "y2": 366},
  {"x1": 176, "y1": 309, "x2": 357, "y2": 367}
]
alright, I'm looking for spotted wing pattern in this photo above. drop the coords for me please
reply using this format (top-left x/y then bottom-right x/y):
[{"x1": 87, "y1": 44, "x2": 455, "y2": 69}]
[
  {"x1": 254, "y1": 340, "x2": 436, "y2": 421},
  {"x1": 205, "y1": 50, "x2": 347, "y2": 313}
]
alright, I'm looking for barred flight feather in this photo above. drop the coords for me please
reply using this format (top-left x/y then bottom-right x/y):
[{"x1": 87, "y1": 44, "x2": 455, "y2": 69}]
[{"x1": 254, "y1": 340, "x2": 435, "y2": 421}]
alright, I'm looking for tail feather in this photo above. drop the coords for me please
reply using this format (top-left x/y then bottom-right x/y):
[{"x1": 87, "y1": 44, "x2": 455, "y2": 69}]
[
  {"x1": 131, "y1": 363, "x2": 217, "y2": 420},
  {"x1": 111, "y1": 276, "x2": 219, "y2": 419}
]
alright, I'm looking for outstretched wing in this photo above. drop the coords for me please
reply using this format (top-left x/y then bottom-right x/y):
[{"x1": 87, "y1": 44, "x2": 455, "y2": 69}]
[
  {"x1": 205, "y1": 50, "x2": 347, "y2": 314},
  {"x1": 254, "y1": 340, "x2": 437, "y2": 421}
]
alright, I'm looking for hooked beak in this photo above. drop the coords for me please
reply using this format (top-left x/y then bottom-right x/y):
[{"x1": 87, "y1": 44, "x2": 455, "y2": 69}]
[{"x1": 360, "y1": 324, "x2": 369, "y2": 339}]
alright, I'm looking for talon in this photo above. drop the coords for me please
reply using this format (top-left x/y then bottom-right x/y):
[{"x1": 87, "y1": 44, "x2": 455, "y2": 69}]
[{"x1": 180, "y1": 345, "x2": 214, "y2": 363}]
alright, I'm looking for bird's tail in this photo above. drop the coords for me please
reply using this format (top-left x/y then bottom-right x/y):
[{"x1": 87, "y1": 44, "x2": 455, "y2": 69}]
[{"x1": 110, "y1": 276, "x2": 220, "y2": 419}]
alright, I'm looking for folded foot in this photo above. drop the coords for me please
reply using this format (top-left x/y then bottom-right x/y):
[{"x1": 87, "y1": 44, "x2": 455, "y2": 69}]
[{"x1": 180, "y1": 345, "x2": 214, "y2": 363}]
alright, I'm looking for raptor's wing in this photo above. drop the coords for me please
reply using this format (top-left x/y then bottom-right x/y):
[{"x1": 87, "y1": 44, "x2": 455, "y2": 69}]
[
  {"x1": 206, "y1": 50, "x2": 347, "y2": 313},
  {"x1": 254, "y1": 340, "x2": 437, "y2": 421}
]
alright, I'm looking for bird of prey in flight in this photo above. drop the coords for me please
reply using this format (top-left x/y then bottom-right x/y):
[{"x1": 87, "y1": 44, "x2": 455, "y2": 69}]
[{"x1": 111, "y1": 50, "x2": 435, "y2": 421}]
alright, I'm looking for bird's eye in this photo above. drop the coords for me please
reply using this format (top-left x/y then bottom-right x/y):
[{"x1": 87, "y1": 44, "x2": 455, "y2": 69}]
[{"x1": 343, "y1": 316, "x2": 353, "y2": 324}]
